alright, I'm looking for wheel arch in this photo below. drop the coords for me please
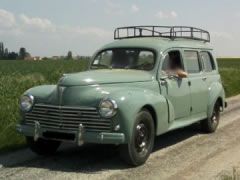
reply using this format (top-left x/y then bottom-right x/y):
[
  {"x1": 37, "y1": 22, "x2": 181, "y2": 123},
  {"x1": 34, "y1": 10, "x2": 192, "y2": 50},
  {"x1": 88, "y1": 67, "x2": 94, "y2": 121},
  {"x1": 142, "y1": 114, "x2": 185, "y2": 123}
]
[
  {"x1": 216, "y1": 96, "x2": 224, "y2": 111},
  {"x1": 141, "y1": 105, "x2": 157, "y2": 135},
  {"x1": 207, "y1": 82, "x2": 226, "y2": 118},
  {"x1": 112, "y1": 90, "x2": 169, "y2": 142}
]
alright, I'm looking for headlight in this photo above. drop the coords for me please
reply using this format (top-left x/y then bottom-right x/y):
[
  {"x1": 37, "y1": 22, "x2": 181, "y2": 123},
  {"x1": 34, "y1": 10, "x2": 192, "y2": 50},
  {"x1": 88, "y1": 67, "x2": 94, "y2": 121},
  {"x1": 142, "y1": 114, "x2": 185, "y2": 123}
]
[
  {"x1": 20, "y1": 94, "x2": 34, "y2": 112},
  {"x1": 99, "y1": 99, "x2": 118, "y2": 118}
]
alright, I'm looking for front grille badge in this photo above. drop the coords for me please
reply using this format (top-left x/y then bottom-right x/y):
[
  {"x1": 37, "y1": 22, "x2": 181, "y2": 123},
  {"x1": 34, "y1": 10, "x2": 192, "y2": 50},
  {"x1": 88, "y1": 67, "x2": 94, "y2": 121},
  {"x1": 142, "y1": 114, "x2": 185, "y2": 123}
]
[
  {"x1": 34, "y1": 121, "x2": 41, "y2": 141},
  {"x1": 77, "y1": 124, "x2": 84, "y2": 146}
]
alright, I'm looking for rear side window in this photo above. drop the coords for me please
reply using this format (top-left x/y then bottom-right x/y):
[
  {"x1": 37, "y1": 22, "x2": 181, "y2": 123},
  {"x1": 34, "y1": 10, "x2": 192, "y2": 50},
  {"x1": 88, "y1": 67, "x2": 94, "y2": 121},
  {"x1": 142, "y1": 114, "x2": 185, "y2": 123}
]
[
  {"x1": 183, "y1": 51, "x2": 201, "y2": 73},
  {"x1": 200, "y1": 52, "x2": 215, "y2": 72}
]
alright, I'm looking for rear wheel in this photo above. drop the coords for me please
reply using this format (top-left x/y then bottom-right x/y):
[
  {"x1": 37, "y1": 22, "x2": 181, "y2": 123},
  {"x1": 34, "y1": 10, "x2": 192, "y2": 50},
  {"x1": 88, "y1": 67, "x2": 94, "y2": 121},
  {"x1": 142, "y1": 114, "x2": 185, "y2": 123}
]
[
  {"x1": 26, "y1": 137, "x2": 61, "y2": 155},
  {"x1": 119, "y1": 109, "x2": 155, "y2": 166},
  {"x1": 201, "y1": 102, "x2": 220, "y2": 133}
]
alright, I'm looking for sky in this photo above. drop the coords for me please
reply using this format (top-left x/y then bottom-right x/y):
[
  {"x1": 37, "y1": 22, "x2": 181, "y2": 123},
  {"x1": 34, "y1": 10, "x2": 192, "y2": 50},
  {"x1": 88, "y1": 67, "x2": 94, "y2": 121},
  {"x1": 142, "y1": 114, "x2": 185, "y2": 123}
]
[{"x1": 0, "y1": 0, "x2": 239, "y2": 57}]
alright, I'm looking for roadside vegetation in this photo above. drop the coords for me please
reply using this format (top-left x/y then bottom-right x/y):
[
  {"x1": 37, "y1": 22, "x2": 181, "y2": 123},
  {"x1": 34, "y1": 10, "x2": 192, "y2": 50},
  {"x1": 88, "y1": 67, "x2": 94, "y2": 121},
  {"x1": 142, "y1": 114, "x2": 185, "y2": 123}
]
[
  {"x1": 218, "y1": 167, "x2": 240, "y2": 180},
  {"x1": 0, "y1": 58, "x2": 239, "y2": 153},
  {"x1": 218, "y1": 58, "x2": 240, "y2": 97}
]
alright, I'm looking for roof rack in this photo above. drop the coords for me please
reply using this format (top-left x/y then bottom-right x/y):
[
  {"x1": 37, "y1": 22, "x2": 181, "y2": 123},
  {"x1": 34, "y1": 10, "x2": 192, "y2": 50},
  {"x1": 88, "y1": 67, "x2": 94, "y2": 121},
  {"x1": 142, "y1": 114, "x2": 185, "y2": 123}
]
[{"x1": 114, "y1": 26, "x2": 210, "y2": 42}]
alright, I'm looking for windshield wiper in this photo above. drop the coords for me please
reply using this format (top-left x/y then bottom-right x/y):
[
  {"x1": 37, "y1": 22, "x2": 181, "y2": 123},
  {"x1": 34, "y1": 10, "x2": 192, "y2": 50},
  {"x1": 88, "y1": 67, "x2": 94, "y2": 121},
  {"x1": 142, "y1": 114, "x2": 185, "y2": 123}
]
[{"x1": 91, "y1": 64, "x2": 110, "y2": 69}]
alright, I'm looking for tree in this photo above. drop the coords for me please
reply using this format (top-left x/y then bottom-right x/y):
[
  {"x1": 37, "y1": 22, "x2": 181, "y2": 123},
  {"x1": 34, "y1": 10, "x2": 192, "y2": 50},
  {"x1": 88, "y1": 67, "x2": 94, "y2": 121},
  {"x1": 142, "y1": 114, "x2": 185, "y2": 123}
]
[
  {"x1": 4, "y1": 48, "x2": 8, "y2": 59},
  {"x1": 0, "y1": 42, "x2": 20, "y2": 60},
  {"x1": 67, "y1": 51, "x2": 73, "y2": 60},
  {"x1": 0, "y1": 42, "x2": 4, "y2": 59},
  {"x1": 19, "y1": 47, "x2": 27, "y2": 60},
  {"x1": 8, "y1": 52, "x2": 18, "y2": 60}
]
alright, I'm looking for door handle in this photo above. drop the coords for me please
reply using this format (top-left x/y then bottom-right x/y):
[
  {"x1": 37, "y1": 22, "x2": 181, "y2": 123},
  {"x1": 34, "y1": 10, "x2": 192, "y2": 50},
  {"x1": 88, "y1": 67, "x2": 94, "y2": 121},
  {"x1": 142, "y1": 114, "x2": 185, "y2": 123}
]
[
  {"x1": 160, "y1": 79, "x2": 167, "y2": 85},
  {"x1": 202, "y1": 77, "x2": 207, "y2": 81},
  {"x1": 159, "y1": 76, "x2": 168, "y2": 85}
]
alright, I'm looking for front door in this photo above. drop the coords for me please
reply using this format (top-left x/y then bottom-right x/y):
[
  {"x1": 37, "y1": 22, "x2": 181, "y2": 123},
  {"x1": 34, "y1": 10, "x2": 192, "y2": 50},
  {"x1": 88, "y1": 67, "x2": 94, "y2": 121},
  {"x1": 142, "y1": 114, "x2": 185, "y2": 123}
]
[{"x1": 158, "y1": 50, "x2": 191, "y2": 122}]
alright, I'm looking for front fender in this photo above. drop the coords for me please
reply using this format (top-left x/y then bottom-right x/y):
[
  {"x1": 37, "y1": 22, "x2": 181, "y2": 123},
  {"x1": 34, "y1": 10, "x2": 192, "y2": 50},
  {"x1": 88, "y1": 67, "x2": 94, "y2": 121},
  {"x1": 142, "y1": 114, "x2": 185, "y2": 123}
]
[
  {"x1": 24, "y1": 85, "x2": 58, "y2": 104},
  {"x1": 109, "y1": 88, "x2": 168, "y2": 143},
  {"x1": 207, "y1": 82, "x2": 225, "y2": 118}
]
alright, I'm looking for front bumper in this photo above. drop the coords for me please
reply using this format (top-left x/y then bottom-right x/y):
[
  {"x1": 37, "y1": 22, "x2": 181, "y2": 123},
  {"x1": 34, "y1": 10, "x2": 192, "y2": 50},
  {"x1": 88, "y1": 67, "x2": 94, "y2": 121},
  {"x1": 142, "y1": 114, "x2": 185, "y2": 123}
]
[{"x1": 16, "y1": 123, "x2": 125, "y2": 145}]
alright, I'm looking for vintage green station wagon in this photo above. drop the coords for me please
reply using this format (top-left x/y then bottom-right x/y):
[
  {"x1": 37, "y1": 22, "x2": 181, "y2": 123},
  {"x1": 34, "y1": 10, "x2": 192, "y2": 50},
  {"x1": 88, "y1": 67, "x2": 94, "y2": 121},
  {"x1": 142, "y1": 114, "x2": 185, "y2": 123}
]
[{"x1": 17, "y1": 26, "x2": 227, "y2": 166}]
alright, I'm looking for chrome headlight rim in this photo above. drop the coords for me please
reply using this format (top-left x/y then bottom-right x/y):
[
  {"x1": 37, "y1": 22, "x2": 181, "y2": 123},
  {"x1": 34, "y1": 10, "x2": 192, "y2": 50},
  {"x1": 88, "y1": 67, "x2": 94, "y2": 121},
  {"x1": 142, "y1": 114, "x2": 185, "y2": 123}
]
[
  {"x1": 98, "y1": 99, "x2": 118, "y2": 118},
  {"x1": 20, "y1": 94, "x2": 34, "y2": 112}
]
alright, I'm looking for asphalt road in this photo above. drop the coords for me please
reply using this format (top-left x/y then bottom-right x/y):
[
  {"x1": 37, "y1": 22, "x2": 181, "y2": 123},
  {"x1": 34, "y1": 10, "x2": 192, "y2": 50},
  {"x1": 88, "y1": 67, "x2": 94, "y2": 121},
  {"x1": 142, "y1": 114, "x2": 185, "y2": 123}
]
[{"x1": 0, "y1": 95, "x2": 240, "y2": 180}]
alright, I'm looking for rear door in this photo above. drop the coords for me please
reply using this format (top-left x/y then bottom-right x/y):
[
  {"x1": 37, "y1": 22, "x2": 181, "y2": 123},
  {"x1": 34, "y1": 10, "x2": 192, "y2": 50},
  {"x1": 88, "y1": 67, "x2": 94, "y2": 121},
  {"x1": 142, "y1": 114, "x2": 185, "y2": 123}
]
[
  {"x1": 199, "y1": 51, "x2": 218, "y2": 88},
  {"x1": 182, "y1": 50, "x2": 208, "y2": 115}
]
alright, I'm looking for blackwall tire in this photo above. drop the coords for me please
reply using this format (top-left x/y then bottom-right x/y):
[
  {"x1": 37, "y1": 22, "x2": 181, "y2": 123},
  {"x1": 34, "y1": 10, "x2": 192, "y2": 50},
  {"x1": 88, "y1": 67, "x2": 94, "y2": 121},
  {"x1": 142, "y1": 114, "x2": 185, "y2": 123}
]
[
  {"x1": 119, "y1": 109, "x2": 155, "y2": 166},
  {"x1": 201, "y1": 102, "x2": 220, "y2": 133}
]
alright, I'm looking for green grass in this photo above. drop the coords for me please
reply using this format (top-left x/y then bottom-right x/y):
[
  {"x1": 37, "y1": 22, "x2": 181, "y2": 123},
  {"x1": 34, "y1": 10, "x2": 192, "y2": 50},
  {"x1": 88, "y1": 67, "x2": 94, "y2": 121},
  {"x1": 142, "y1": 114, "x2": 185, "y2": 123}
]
[
  {"x1": 0, "y1": 58, "x2": 239, "y2": 153},
  {"x1": 218, "y1": 58, "x2": 240, "y2": 97},
  {"x1": 218, "y1": 167, "x2": 240, "y2": 180}
]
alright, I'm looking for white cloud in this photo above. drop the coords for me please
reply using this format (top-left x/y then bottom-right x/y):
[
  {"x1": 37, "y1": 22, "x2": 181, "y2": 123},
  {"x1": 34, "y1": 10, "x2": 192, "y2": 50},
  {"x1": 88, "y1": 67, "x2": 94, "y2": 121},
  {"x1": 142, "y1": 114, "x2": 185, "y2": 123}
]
[
  {"x1": 0, "y1": 9, "x2": 16, "y2": 28},
  {"x1": 131, "y1": 4, "x2": 139, "y2": 13},
  {"x1": 155, "y1": 11, "x2": 178, "y2": 19},
  {"x1": 104, "y1": 0, "x2": 123, "y2": 15},
  {"x1": 19, "y1": 14, "x2": 56, "y2": 32},
  {"x1": 0, "y1": 8, "x2": 112, "y2": 56},
  {"x1": 18, "y1": 14, "x2": 111, "y2": 37}
]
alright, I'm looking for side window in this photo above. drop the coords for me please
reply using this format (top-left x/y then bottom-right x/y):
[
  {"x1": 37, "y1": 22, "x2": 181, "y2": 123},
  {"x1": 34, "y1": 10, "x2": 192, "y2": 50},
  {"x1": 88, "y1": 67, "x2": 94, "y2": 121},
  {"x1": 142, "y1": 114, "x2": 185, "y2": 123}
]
[
  {"x1": 161, "y1": 50, "x2": 184, "y2": 72},
  {"x1": 200, "y1": 52, "x2": 215, "y2": 72},
  {"x1": 183, "y1": 51, "x2": 201, "y2": 73}
]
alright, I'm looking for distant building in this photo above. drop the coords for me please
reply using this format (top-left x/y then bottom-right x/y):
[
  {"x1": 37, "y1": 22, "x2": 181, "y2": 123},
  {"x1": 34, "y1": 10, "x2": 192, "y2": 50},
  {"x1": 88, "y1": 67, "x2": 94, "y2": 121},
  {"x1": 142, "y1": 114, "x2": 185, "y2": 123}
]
[
  {"x1": 33, "y1": 56, "x2": 42, "y2": 61},
  {"x1": 52, "y1": 56, "x2": 60, "y2": 60}
]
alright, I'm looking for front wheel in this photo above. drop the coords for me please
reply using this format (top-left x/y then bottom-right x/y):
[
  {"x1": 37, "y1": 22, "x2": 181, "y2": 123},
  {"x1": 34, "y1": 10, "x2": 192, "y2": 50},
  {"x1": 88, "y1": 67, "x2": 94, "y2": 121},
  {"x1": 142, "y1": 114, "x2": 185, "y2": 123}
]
[
  {"x1": 119, "y1": 109, "x2": 155, "y2": 166},
  {"x1": 201, "y1": 102, "x2": 220, "y2": 133},
  {"x1": 26, "y1": 137, "x2": 61, "y2": 155}
]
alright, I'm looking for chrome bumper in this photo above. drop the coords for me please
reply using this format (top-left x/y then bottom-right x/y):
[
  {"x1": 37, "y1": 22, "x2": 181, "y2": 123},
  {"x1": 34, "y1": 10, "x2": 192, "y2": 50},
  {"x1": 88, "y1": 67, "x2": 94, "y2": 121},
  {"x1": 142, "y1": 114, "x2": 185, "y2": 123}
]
[{"x1": 16, "y1": 122, "x2": 125, "y2": 145}]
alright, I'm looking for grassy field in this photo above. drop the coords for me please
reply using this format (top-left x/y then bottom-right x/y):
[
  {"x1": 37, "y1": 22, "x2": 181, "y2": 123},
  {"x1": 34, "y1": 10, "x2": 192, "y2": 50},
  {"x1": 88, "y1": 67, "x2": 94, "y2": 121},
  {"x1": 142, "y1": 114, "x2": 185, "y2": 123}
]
[
  {"x1": 0, "y1": 58, "x2": 239, "y2": 153},
  {"x1": 217, "y1": 58, "x2": 240, "y2": 97}
]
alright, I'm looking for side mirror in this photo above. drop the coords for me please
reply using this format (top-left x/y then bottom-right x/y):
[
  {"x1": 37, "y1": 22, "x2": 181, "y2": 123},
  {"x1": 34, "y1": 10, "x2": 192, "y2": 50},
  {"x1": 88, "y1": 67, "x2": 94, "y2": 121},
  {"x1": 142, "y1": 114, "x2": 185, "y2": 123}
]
[{"x1": 176, "y1": 70, "x2": 188, "y2": 78}]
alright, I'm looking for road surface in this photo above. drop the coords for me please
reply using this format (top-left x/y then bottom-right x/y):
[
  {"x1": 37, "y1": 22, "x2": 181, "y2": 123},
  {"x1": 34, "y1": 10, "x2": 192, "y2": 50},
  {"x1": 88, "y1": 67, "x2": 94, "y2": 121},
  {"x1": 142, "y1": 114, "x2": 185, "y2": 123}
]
[{"x1": 0, "y1": 95, "x2": 240, "y2": 180}]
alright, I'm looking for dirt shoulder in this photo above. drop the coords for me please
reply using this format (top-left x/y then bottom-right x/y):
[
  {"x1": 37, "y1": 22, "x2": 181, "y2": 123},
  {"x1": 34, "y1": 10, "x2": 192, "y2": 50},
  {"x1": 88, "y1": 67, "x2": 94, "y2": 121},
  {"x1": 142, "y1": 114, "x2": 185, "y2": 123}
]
[{"x1": 0, "y1": 95, "x2": 240, "y2": 180}]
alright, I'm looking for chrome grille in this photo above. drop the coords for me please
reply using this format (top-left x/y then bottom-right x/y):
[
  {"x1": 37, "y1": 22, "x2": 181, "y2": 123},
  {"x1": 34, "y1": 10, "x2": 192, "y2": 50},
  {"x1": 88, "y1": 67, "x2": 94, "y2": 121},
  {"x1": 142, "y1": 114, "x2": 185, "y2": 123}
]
[{"x1": 25, "y1": 104, "x2": 111, "y2": 132}]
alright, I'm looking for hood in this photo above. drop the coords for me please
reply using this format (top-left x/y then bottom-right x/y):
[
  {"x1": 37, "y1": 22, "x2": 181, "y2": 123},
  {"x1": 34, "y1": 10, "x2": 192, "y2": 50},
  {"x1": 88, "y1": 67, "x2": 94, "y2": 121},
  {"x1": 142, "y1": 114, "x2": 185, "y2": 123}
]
[{"x1": 58, "y1": 69, "x2": 153, "y2": 86}]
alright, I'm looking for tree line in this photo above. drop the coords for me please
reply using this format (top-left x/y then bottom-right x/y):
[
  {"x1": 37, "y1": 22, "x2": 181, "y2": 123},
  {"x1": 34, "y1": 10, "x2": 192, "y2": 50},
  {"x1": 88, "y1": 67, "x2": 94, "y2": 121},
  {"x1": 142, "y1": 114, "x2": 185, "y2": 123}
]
[
  {"x1": 0, "y1": 42, "x2": 91, "y2": 61},
  {"x1": 0, "y1": 42, "x2": 30, "y2": 60}
]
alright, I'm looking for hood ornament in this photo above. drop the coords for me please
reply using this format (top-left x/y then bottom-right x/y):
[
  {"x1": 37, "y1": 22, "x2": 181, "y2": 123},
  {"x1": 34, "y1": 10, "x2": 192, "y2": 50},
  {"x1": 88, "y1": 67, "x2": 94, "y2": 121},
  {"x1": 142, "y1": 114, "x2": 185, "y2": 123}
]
[{"x1": 58, "y1": 86, "x2": 66, "y2": 105}]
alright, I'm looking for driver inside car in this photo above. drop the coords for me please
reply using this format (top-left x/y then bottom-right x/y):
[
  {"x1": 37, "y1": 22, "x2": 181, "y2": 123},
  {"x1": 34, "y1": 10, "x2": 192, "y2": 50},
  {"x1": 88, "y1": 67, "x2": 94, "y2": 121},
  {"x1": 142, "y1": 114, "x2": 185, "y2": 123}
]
[{"x1": 163, "y1": 51, "x2": 188, "y2": 78}]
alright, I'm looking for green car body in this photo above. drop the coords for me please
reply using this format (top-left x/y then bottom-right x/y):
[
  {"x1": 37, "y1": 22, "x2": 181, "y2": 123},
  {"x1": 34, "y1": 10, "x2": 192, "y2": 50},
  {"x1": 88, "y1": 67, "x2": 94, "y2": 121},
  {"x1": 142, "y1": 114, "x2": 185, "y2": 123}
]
[{"x1": 17, "y1": 27, "x2": 226, "y2": 165}]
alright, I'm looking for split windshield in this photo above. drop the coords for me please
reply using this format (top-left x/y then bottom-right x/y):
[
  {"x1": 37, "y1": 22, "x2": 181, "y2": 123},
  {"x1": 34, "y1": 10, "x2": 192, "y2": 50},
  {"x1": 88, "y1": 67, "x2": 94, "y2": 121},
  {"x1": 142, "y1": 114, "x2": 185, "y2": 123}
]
[{"x1": 91, "y1": 49, "x2": 155, "y2": 71}]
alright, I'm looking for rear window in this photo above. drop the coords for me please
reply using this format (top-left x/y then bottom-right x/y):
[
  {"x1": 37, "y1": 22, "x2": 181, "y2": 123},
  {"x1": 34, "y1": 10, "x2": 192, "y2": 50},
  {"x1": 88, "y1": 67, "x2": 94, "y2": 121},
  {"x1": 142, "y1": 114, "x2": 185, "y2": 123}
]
[
  {"x1": 200, "y1": 52, "x2": 215, "y2": 72},
  {"x1": 183, "y1": 51, "x2": 201, "y2": 73}
]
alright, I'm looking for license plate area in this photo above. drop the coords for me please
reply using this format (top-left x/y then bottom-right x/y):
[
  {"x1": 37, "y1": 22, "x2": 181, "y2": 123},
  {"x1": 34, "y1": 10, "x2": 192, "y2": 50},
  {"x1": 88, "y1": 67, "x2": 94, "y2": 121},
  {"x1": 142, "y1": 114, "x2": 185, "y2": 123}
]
[{"x1": 42, "y1": 131, "x2": 75, "y2": 141}]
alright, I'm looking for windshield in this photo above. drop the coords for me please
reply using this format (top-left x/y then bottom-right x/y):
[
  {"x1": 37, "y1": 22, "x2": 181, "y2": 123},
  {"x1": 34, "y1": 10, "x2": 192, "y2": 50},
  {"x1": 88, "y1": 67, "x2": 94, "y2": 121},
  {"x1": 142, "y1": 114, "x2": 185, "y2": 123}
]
[{"x1": 90, "y1": 49, "x2": 155, "y2": 71}]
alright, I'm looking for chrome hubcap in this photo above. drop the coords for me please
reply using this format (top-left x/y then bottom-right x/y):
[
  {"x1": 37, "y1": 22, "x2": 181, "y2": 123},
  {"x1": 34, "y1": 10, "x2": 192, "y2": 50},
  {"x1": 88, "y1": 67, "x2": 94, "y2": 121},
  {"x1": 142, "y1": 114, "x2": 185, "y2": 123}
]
[
  {"x1": 135, "y1": 123, "x2": 149, "y2": 154},
  {"x1": 211, "y1": 108, "x2": 219, "y2": 126},
  {"x1": 212, "y1": 115, "x2": 217, "y2": 122}
]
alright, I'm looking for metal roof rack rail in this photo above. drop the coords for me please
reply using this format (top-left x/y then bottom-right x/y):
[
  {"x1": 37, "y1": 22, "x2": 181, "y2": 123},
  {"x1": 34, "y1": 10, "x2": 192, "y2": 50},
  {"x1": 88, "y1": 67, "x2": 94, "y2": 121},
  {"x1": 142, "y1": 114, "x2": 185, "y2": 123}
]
[{"x1": 114, "y1": 26, "x2": 210, "y2": 42}]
